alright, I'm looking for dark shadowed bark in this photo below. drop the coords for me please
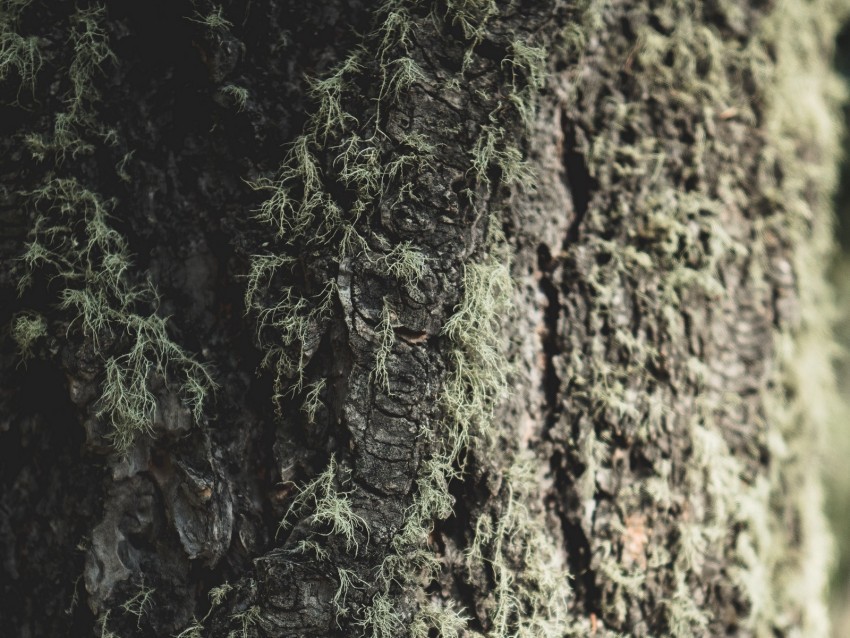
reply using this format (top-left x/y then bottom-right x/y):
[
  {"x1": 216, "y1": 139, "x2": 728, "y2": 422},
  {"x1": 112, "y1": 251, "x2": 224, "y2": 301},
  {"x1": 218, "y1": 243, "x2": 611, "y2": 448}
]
[{"x1": 0, "y1": 0, "x2": 846, "y2": 637}]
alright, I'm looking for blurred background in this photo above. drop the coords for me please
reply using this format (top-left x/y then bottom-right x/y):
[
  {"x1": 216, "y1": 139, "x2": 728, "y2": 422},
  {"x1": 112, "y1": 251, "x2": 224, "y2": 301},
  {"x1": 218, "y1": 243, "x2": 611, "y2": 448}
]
[{"x1": 827, "y1": 22, "x2": 850, "y2": 637}]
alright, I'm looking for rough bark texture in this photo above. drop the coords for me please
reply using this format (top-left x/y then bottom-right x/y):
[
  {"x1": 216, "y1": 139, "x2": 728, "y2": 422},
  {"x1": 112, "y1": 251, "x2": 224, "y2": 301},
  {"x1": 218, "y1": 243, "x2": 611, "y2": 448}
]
[{"x1": 0, "y1": 0, "x2": 847, "y2": 637}]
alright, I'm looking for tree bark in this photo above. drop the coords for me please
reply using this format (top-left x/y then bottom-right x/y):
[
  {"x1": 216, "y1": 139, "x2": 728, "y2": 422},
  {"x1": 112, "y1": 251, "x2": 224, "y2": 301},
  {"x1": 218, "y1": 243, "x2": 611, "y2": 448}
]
[{"x1": 0, "y1": 0, "x2": 846, "y2": 637}]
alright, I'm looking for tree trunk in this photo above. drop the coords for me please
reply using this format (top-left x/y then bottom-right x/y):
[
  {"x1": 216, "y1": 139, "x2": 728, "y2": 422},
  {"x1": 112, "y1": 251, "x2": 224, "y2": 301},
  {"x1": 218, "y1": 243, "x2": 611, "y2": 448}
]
[{"x1": 1, "y1": 0, "x2": 846, "y2": 636}]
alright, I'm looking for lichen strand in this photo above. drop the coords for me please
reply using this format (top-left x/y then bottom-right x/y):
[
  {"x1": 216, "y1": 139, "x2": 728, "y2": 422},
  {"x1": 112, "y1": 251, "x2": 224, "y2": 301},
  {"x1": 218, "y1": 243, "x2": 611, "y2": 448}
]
[
  {"x1": 529, "y1": 0, "x2": 849, "y2": 636},
  {"x1": 7, "y1": 3, "x2": 223, "y2": 631},
  {"x1": 236, "y1": 0, "x2": 575, "y2": 636},
  {"x1": 14, "y1": 4, "x2": 214, "y2": 454},
  {"x1": 20, "y1": 177, "x2": 215, "y2": 453},
  {"x1": 0, "y1": 0, "x2": 42, "y2": 100}
]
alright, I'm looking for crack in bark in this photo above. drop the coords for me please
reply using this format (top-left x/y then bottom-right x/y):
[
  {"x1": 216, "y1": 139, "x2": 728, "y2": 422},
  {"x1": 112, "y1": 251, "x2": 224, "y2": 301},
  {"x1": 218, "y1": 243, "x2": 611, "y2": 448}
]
[{"x1": 560, "y1": 110, "x2": 594, "y2": 246}]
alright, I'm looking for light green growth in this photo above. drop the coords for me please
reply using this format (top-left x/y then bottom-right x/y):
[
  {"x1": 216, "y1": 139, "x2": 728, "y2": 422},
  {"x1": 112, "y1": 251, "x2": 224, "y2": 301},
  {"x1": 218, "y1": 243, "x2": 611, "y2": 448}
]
[
  {"x1": 244, "y1": 251, "x2": 336, "y2": 400},
  {"x1": 172, "y1": 579, "x2": 234, "y2": 636},
  {"x1": 741, "y1": 2, "x2": 850, "y2": 635},
  {"x1": 228, "y1": 605, "x2": 260, "y2": 638},
  {"x1": 222, "y1": 84, "x2": 249, "y2": 111},
  {"x1": 68, "y1": 5, "x2": 115, "y2": 112},
  {"x1": 173, "y1": 622, "x2": 204, "y2": 638},
  {"x1": 120, "y1": 583, "x2": 155, "y2": 628},
  {"x1": 308, "y1": 52, "x2": 362, "y2": 140},
  {"x1": 11, "y1": 312, "x2": 46, "y2": 358},
  {"x1": 371, "y1": 297, "x2": 395, "y2": 392},
  {"x1": 355, "y1": 592, "x2": 403, "y2": 638},
  {"x1": 370, "y1": 241, "x2": 428, "y2": 291},
  {"x1": 189, "y1": 5, "x2": 232, "y2": 32},
  {"x1": 470, "y1": 125, "x2": 533, "y2": 189},
  {"x1": 96, "y1": 313, "x2": 215, "y2": 452},
  {"x1": 373, "y1": 227, "x2": 518, "y2": 636},
  {"x1": 209, "y1": 581, "x2": 233, "y2": 607},
  {"x1": 0, "y1": 0, "x2": 34, "y2": 16},
  {"x1": 279, "y1": 456, "x2": 368, "y2": 553},
  {"x1": 242, "y1": 2, "x2": 437, "y2": 411},
  {"x1": 464, "y1": 456, "x2": 572, "y2": 638},
  {"x1": 410, "y1": 600, "x2": 468, "y2": 638},
  {"x1": 19, "y1": 5, "x2": 116, "y2": 161},
  {"x1": 441, "y1": 246, "x2": 512, "y2": 452},
  {"x1": 332, "y1": 133, "x2": 382, "y2": 198},
  {"x1": 251, "y1": 134, "x2": 344, "y2": 243},
  {"x1": 245, "y1": 0, "x2": 565, "y2": 635},
  {"x1": 378, "y1": 56, "x2": 424, "y2": 103},
  {"x1": 442, "y1": 0, "x2": 498, "y2": 46},
  {"x1": 97, "y1": 611, "x2": 119, "y2": 638},
  {"x1": 541, "y1": 0, "x2": 849, "y2": 633},
  {"x1": 101, "y1": 126, "x2": 119, "y2": 146},
  {"x1": 290, "y1": 538, "x2": 330, "y2": 561},
  {"x1": 249, "y1": 279, "x2": 336, "y2": 398},
  {"x1": 0, "y1": 31, "x2": 41, "y2": 94},
  {"x1": 333, "y1": 567, "x2": 361, "y2": 617},
  {"x1": 19, "y1": 177, "x2": 215, "y2": 452},
  {"x1": 115, "y1": 150, "x2": 134, "y2": 183},
  {"x1": 22, "y1": 131, "x2": 51, "y2": 162},
  {"x1": 376, "y1": 5, "x2": 414, "y2": 60},
  {"x1": 502, "y1": 40, "x2": 547, "y2": 127},
  {"x1": 246, "y1": 48, "x2": 433, "y2": 399},
  {"x1": 243, "y1": 254, "x2": 295, "y2": 307},
  {"x1": 503, "y1": 41, "x2": 546, "y2": 91},
  {"x1": 391, "y1": 455, "x2": 456, "y2": 553},
  {"x1": 0, "y1": 0, "x2": 40, "y2": 96},
  {"x1": 300, "y1": 378, "x2": 326, "y2": 423}
]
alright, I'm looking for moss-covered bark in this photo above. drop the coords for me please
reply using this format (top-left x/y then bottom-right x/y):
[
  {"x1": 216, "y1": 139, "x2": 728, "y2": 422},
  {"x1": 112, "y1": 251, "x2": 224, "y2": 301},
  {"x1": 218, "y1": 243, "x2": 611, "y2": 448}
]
[{"x1": 0, "y1": 0, "x2": 846, "y2": 636}]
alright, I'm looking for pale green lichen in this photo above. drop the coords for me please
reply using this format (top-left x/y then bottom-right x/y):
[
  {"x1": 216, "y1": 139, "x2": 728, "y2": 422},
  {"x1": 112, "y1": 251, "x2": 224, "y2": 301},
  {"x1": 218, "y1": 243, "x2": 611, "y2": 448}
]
[
  {"x1": 279, "y1": 456, "x2": 369, "y2": 554},
  {"x1": 300, "y1": 378, "x2": 326, "y2": 424},
  {"x1": 120, "y1": 583, "x2": 155, "y2": 628},
  {"x1": 10, "y1": 312, "x2": 46, "y2": 358},
  {"x1": 745, "y1": 0, "x2": 850, "y2": 634},
  {"x1": 245, "y1": 0, "x2": 773, "y2": 635},
  {"x1": 221, "y1": 84, "x2": 249, "y2": 111},
  {"x1": 15, "y1": 6, "x2": 215, "y2": 455},
  {"x1": 188, "y1": 5, "x2": 232, "y2": 33},
  {"x1": 0, "y1": 0, "x2": 40, "y2": 100},
  {"x1": 371, "y1": 297, "x2": 395, "y2": 393},
  {"x1": 19, "y1": 177, "x2": 215, "y2": 452},
  {"x1": 548, "y1": 0, "x2": 849, "y2": 634},
  {"x1": 227, "y1": 605, "x2": 261, "y2": 638}
]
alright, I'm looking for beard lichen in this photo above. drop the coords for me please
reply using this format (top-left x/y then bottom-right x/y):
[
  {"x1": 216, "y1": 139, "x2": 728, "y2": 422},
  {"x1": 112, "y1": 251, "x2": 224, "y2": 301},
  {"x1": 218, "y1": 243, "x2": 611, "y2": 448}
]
[{"x1": 13, "y1": 4, "x2": 215, "y2": 454}]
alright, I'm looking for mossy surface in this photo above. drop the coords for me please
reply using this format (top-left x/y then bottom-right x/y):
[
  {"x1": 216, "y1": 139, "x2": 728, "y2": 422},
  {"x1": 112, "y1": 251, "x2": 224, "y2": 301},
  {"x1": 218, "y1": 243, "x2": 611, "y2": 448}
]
[{"x1": 0, "y1": 0, "x2": 847, "y2": 636}]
